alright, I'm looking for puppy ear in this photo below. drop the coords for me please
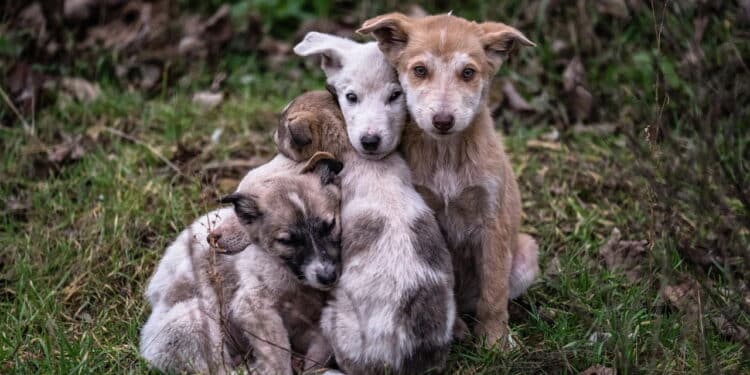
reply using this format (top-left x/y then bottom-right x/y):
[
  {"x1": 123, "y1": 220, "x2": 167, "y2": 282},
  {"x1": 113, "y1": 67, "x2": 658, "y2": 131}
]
[
  {"x1": 302, "y1": 151, "x2": 344, "y2": 185},
  {"x1": 219, "y1": 193, "x2": 262, "y2": 224},
  {"x1": 286, "y1": 116, "x2": 313, "y2": 148},
  {"x1": 479, "y1": 22, "x2": 535, "y2": 70},
  {"x1": 358, "y1": 13, "x2": 411, "y2": 63},
  {"x1": 294, "y1": 32, "x2": 356, "y2": 76}
]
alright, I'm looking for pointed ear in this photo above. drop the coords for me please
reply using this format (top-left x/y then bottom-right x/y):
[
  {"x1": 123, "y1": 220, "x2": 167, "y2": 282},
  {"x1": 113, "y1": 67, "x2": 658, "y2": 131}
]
[
  {"x1": 294, "y1": 32, "x2": 356, "y2": 77},
  {"x1": 479, "y1": 22, "x2": 535, "y2": 71},
  {"x1": 220, "y1": 192, "x2": 262, "y2": 225},
  {"x1": 357, "y1": 12, "x2": 411, "y2": 63},
  {"x1": 302, "y1": 151, "x2": 344, "y2": 185}
]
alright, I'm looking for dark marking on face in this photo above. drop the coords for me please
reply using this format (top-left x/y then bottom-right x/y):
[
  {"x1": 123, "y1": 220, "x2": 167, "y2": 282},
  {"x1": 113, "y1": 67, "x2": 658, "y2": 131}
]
[
  {"x1": 343, "y1": 214, "x2": 386, "y2": 257},
  {"x1": 220, "y1": 193, "x2": 262, "y2": 225},
  {"x1": 164, "y1": 276, "x2": 199, "y2": 307},
  {"x1": 273, "y1": 206, "x2": 340, "y2": 286}
]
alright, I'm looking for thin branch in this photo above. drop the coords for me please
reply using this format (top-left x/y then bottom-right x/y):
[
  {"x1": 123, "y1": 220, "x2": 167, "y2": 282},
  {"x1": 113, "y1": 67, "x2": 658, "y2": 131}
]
[{"x1": 0, "y1": 85, "x2": 33, "y2": 134}]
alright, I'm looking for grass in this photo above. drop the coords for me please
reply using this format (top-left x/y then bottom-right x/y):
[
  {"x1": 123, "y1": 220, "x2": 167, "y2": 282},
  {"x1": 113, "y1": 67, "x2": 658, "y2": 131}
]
[{"x1": 1, "y1": 1, "x2": 749, "y2": 374}]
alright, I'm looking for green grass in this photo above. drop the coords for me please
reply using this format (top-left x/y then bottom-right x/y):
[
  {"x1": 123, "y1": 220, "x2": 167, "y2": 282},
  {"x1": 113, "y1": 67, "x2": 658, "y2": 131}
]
[{"x1": 2, "y1": 1, "x2": 749, "y2": 374}]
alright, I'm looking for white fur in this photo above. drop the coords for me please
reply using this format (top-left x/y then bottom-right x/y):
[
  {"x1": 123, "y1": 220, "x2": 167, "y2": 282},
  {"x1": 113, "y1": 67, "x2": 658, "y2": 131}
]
[
  {"x1": 295, "y1": 32, "x2": 455, "y2": 373},
  {"x1": 294, "y1": 33, "x2": 407, "y2": 159}
]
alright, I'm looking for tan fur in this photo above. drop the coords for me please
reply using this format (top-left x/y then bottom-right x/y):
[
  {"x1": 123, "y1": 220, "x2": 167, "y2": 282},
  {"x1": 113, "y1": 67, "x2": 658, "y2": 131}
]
[{"x1": 359, "y1": 13, "x2": 538, "y2": 346}]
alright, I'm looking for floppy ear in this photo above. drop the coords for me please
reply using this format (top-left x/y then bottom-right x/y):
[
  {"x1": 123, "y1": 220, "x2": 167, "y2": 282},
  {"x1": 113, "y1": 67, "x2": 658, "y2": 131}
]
[
  {"x1": 479, "y1": 22, "x2": 535, "y2": 71},
  {"x1": 302, "y1": 151, "x2": 344, "y2": 185},
  {"x1": 357, "y1": 12, "x2": 411, "y2": 63},
  {"x1": 277, "y1": 112, "x2": 313, "y2": 150},
  {"x1": 294, "y1": 32, "x2": 356, "y2": 77},
  {"x1": 219, "y1": 193, "x2": 262, "y2": 224}
]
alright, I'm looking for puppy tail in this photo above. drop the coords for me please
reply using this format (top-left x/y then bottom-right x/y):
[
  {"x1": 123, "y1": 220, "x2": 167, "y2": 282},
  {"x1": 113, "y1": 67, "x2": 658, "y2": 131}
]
[{"x1": 509, "y1": 233, "x2": 539, "y2": 299}]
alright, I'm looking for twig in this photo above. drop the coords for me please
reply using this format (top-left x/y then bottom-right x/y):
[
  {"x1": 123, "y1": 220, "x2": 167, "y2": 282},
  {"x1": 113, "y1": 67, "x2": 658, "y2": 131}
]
[
  {"x1": 103, "y1": 126, "x2": 188, "y2": 178},
  {"x1": 0, "y1": 85, "x2": 33, "y2": 134}
]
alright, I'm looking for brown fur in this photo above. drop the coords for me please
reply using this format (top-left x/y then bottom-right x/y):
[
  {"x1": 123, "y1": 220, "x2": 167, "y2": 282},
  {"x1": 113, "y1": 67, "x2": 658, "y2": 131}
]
[
  {"x1": 359, "y1": 13, "x2": 535, "y2": 346},
  {"x1": 276, "y1": 91, "x2": 351, "y2": 161}
]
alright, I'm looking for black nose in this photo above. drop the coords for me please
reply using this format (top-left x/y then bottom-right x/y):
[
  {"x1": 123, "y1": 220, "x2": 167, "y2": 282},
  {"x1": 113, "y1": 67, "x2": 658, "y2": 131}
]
[
  {"x1": 316, "y1": 271, "x2": 337, "y2": 286},
  {"x1": 432, "y1": 113, "x2": 454, "y2": 131},
  {"x1": 360, "y1": 134, "x2": 381, "y2": 151}
]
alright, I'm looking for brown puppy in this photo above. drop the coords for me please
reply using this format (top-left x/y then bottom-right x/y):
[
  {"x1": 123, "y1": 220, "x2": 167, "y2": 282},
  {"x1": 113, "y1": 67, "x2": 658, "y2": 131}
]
[{"x1": 359, "y1": 13, "x2": 539, "y2": 346}]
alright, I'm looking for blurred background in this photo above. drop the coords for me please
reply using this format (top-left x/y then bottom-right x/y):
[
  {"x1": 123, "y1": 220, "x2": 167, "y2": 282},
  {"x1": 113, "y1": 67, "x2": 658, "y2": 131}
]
[{"x1": 1, "y1": 1, "x2": 748, "y2": 373}]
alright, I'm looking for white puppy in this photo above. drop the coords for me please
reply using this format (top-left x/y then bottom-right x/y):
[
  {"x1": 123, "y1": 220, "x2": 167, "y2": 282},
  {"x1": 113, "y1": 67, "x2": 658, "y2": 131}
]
[{"x1": 282, "y1": 33, "x2": 456, "y2": 374}]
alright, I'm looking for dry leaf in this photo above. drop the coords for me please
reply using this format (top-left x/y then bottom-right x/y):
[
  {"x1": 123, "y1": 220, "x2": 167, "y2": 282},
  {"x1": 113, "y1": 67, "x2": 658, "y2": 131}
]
[
  {"x1": 63, "y1": 0, "x2": 95, "y2": 21},
  {"x1": 599, "y1": 228, "x2": 648, "y2": 282},
  {"x1": 526, "y1": 140, "x2": 562, "y2": 151},
  {"x1": 660, "y1": 279, "x2": 701, "y2": 315},
  {"x1": 19, "y1": 2, "x2": 48, "y2": 47},
  {"x1": 47, "y1": 133, "x2": 86, "y2": 163},
  {"x1": 116, "y1": 62, "x2": 162, "y2": 91},
  {"x1": 580, "y1": 365, "x2": 615, "y2": 375},
  {"x1": 60, "y1": 77, "x2": 101, "y2": 102},
  {"x1": 502, "y1": 81, "x2": 535, "y2": 113},
  {"x1": 563, "y1": 57, "x2": 593, "y2": 121},
  {"x1": 596, "y1": 0, "x2": 629, "y2": 19},
  {"x1": 192, "y1": 91, "x2": 224, "y2": 109},
  {"x1": 711, "y1": 314, "x2": 749, "y2": 344}
]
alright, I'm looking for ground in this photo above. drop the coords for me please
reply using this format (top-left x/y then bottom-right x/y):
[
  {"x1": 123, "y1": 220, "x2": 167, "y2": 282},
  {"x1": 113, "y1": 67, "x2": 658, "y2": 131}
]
[{"x1": 1, "y1": 1, "x2": 748, "y2": 374}]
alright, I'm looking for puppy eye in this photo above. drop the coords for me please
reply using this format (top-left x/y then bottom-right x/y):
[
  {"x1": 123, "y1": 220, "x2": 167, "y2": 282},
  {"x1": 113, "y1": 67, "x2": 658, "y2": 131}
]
[
  {"x1": 413, "y1": 66, "x2": 427, "y2": 78},
  {"x1": 388, "y1": 90, "x2": 402, "y2": 102},
  {"x1": 462, "y1": 68, "x2": 475, "y2": 80},
  {"x1": 276, "y1": 236, "x2": 301, "y2": 246},
  {"x1": 345, "y1": 93, "x2": 358, "y2": 103}
]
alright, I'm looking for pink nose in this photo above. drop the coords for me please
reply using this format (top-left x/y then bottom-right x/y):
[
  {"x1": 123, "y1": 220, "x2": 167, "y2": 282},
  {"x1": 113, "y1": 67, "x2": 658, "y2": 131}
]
[{"x1": 432, "y1": 113, "x2": 454, "y2": 131}]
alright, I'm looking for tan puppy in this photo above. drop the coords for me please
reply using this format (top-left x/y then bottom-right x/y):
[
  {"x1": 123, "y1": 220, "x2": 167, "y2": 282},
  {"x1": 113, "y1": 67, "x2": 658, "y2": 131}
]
[{"x1": 359, "y1": 13, "x2": 540, "y2": 346}]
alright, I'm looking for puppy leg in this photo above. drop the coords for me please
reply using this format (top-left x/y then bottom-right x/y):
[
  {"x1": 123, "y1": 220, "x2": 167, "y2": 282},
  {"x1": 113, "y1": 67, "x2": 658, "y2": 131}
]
[
  {"x1": 509, "y1": 233, "x2": 539, "y2": 299},
  {"x1": 140, "y1": 299, "x2": 226, "y2": 374},
  {"x1": 473, "y1": 219, "x2": 512, "y2": 347},
  {"x1": 231, "y1": 300, "x2": 293, "y2": 375},
  {"x1": 303, "y1": 330, "x2": 334, "y2": 373}
]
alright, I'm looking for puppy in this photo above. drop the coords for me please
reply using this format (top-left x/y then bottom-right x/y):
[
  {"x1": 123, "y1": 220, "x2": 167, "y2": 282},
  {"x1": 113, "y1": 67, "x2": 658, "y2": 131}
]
[
  {"x1": 140, "y1": 153, "x2": 343, "y2": 374},
  {"x1": 359, "y1": 13, "x2": 540, "y2": 345},
  {"x1": 285, "y1": 32, "x2": 455, "y2": 374}
]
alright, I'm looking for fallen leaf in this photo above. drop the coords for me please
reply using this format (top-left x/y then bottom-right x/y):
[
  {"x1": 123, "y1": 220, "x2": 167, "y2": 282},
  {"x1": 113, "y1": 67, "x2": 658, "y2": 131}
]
[
  {"x1": 596, "y1": 0, "x2": 629, "y2": 19},
  {"x1": 18, "y1": 2, "x2": 48, "y2": 47},
  {"x1": 192, "y1": 91, "x2": 224, "y2": 109},
  {"x1": 47, "y1": 133, "x2": 86, "y2": 163},
  {"x1": 711, "y1": 314, "x2": 749, "y2": 344},
  {"x1": 502, "y1": 81, "x2": 535, "y2": 113},
  {"x1": 60, "y1": 77, "x2": 101, "y2": 102},
  {"x1": 116, "y1": 61, "x2": 162, "y2": 91},
  {"x1": 580, "y1": 365, "x2": 615, "y2": 375},
  {"x1": 63, "y1": 0, "x2": 95, "y2": 21},
  {"x1": 660, "y1": 279, "x2": 701, "y2": 315},
  {"x1": 541, "y1": 128, "x2": 560, "y2": 142},
  {"x1": 82, "y1": 0, "x2": 168, "y2": 54},
  {"x1": 599, "y1": 228, "x2": 649, "y2": 282},
  {"x1": 526, "y1": 140, "x2": 562, "y2": 151},
  {"x1": 563, "y1": 57, "x2": 593, "y2": 122},
  {"x1": 179, "y1": 5, "x2": 233, "y2": 58}
]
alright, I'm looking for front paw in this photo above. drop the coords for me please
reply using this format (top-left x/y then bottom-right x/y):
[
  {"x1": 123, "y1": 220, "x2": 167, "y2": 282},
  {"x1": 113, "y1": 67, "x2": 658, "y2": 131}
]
[{"x1": 474, "y1": 321, "x2": 511, "y2": 349}]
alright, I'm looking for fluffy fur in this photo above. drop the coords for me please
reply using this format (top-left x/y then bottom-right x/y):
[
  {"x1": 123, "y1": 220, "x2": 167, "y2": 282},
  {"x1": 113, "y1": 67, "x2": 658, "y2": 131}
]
[
  {"x1": 359, "y1": 13, "x2": 540, "y2": 345},
  {"x1": 140, "y1": 154, "x2": 342, "y2": 374},
  {"x1": 283, "y1": 34, "x2": 456, "y2": 373}
]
